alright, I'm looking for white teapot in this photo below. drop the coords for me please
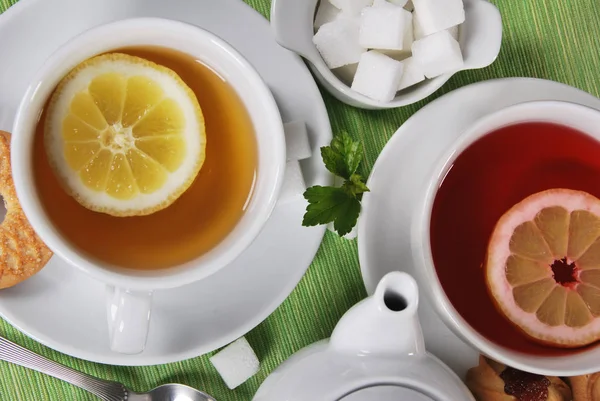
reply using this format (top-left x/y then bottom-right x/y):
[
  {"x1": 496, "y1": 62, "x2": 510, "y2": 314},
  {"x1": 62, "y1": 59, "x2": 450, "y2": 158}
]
[{"x1": 253, "y1": 272, "x2": 475, "y2": 401}]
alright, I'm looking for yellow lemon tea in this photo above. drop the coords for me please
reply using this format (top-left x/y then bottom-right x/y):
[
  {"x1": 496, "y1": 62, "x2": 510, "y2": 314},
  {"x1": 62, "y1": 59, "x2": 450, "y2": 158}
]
[{"x1": 33, "y1": 46, "x2": 258, "y2": 270}]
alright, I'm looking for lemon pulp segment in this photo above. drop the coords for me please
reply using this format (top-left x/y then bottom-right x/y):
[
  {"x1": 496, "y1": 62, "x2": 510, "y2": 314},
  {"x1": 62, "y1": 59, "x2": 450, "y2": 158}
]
[{"x1": 44, "y1": 53, "x2": 206, "y2": 216}]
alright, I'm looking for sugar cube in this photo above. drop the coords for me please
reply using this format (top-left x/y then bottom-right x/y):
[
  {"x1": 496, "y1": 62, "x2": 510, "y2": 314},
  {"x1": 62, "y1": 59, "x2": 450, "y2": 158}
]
[
  {"x1": 377, "y1": 12, "x2": 413, "y2": 61},
  {"x1": 313, "y1": 18, "x2": 365, "y2": 69},
  {"x1": 210, "y1": 337, "x2": 260, "y2": 389},
  {"x1": 333, "y1": 63, "x2": 359, "y2": 85},
  {"x1": 314, "y1": 0, "x2": 342, "y2": 30},
  {"x1": 370, "y1": 0, "x2": 413, "y2": 50},
  {"x1": 413, "y1": 10, "x2": 426, "y2": 40},
  {"x1": 330, "y1": 0, "x2": 374, "y2": 16},
  {"x1": 448, "y1": 25, "x2": 459, "y2": 40},
  {"x1": 379, "y1": 49, "x2": 410, "y2": 61},
  {"x1": 373, "y1": 0, "x2": 408, "y2": 6},
  {"x1": 398, "y1": 57, "x2": 426, "y2": 90},
  {"x1": 284, "y1": 121, "x2": 312, "y2": 161},
  {"x1": 351, "y1": 51, "x2": 404, "y2": 102},
  {"x1": 402, "y1": 11, "x2": 414, "y2": 49},
  {"x1": 411, "y1": 30, "x2": 464, "y2": 78},
  {"x1": 412, "y1": 0, "x2": 465, "y2": 37},
  {"x1": 359, "y1": 6, "x2": 412, "y2": 51},
  {"x1": 278, "y1": 160, "x2": 307, "y2": 204}
]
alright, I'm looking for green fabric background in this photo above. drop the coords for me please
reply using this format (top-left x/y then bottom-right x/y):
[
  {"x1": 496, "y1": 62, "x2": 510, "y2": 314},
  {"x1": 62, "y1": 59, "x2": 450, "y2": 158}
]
[{"x1": 0, "y1": 0, "x2": 599, "y2": 399}]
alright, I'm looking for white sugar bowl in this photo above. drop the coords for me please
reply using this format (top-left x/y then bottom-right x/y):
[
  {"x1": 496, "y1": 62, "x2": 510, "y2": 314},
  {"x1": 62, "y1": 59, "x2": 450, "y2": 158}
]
[
  {"x1": 253, "y1": 272, "x2": 475, "y2": 401},
  {"x1": 271, "y1": 0, "x2": 502, "y2": 110}
]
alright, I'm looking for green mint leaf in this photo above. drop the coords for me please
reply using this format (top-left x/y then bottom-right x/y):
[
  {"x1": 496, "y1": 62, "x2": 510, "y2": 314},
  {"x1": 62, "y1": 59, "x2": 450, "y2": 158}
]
[
  {"x1": 302, "y1": 133, "x2": 368, "y2": 237},
  {"x1": 344, "y1": 174, "x2": 370, "y2": 197},
  {"x1": 302, "y1": 186, "x2": 362, "y2": 236},
  {"x1": 321, "y1": 147, "x2": 348, "y2": 180},
  {"x1": 332, "y1": 132, "x2": 362, "y2": 176},
  {"x1": 320, "y1": 132, "x2": 362, "y2": 180},
  {"x1": 302, "y1": 186, "x2": 346, "y2": 225}
]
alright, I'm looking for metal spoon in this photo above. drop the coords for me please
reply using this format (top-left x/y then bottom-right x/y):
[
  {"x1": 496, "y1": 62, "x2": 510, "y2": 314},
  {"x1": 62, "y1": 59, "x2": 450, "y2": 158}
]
[{"x1": 0, "y1": 335, "x2": 216, "y2": 401}]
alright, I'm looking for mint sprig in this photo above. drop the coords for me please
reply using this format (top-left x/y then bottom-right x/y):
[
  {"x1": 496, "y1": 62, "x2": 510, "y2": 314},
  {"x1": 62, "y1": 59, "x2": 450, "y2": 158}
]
[{"x1": 302, "y1": 132, "x2": 369, "y2": 237}]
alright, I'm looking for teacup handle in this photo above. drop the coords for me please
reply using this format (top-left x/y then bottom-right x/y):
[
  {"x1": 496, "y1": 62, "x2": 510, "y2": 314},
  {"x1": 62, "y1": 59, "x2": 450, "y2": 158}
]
[
  {"x1": 461, "y1": 0, "x2": 503, "y2": 70},
  {"x1": 106, "y1": 287, "x2": 153, "y2": 354}
]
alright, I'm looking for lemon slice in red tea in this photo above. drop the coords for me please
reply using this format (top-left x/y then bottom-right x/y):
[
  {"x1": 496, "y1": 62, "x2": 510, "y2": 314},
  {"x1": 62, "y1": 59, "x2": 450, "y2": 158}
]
[{"x1": 485, "y1": 189, "x2": 600, "y2": 347}]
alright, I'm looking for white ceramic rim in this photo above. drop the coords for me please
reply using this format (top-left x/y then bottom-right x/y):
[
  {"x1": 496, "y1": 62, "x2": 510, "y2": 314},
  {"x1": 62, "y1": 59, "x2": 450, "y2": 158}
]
[
  {"x1": 413, "y1": 100, "x2": 600, "y2": 375},
  {"x1": 11, "y1": 17, "x2": 286, "y2": 291}
]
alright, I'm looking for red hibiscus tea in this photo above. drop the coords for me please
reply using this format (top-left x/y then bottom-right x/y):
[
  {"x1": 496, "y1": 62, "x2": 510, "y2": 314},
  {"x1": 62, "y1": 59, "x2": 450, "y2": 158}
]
[{"x1": 429, "y1": 122, "x2": 600, "y2": 355}]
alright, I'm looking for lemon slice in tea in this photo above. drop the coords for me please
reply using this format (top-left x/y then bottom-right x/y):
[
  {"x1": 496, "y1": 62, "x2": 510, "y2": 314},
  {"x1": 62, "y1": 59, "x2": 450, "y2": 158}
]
[
  {"x1": 486, "y1": 189, "x2": 600, "y2": 347},
  {"x1": 44, "y1": 53, "x2": 206, "y2": 217}
]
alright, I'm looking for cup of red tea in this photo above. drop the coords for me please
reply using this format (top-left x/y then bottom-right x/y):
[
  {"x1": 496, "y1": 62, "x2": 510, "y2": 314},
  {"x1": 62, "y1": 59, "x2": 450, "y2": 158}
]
[{"x1": 412, "y1": 100, "x2": 600, "y2": 375}]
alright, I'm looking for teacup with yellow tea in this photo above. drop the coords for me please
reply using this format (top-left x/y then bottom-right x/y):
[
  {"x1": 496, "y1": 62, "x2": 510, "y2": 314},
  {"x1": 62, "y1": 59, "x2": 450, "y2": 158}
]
[
  {"x1": 12, "y1": 18, "x2": 285, "y2": 353},
  {"x1": 36, "y1": 46, "x2": 259, "y2": 270}
]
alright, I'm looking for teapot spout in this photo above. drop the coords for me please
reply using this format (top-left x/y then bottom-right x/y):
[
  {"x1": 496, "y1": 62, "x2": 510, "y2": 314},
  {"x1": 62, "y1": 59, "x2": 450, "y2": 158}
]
[{"x1": 330, "y1": 272, "x2": 425, "y2": 356}]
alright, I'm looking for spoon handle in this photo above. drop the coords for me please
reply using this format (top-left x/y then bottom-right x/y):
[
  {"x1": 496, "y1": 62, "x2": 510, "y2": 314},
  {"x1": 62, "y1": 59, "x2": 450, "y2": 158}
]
[{"x1": 0, "y1": 336, "x2": 128, "y2": 401}]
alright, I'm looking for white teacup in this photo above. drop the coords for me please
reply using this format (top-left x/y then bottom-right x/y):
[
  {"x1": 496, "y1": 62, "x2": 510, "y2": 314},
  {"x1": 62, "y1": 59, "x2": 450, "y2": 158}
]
[
  {"x1": 11, "y1": 18, "x2": 285, "y2": 355},
  {"x1": 412, "y1": 100, "x2": 600, "y2": 376}
]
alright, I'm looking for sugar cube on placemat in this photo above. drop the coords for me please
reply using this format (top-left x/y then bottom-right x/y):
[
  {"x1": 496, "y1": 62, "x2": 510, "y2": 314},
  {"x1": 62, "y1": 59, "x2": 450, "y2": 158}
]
[{"x1": 210, "y1": 337, "x2": 260, "y2": 390}]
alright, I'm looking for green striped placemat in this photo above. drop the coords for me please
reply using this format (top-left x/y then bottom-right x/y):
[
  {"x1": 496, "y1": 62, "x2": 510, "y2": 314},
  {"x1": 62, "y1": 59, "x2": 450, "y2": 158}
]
[{"x1": 0, "y1": 0, "x2": 599, "y2": 399}]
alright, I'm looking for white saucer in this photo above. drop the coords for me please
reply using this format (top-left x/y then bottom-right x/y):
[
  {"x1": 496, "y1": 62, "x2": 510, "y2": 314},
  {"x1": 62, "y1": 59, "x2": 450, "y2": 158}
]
[
  {"x1": 0, "y1": 0, "x2": 331, "y2": 365},
  {"x1": 358, "y1": 78, "x2": 600, "y2": 379}
]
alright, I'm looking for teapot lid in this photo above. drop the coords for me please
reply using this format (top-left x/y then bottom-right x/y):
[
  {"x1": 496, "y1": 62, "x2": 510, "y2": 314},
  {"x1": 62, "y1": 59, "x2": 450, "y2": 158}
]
[{"x1": 340, "y1": 385, "x2": 435, "y2": 401}]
